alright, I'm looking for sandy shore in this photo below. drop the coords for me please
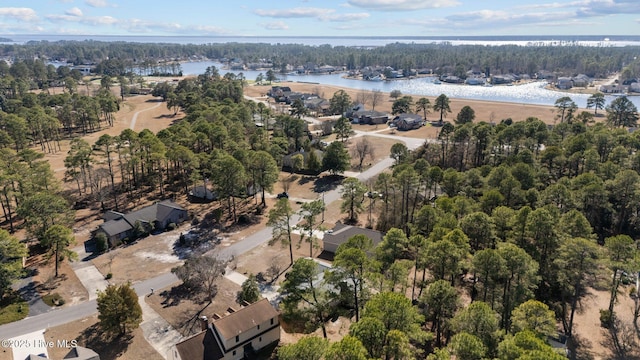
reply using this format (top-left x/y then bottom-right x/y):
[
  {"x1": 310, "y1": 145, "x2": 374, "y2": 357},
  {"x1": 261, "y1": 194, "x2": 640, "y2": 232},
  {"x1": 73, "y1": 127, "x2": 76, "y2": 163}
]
[{"x1": 244, "y1": 81, "x2": 595, "y2": 125}]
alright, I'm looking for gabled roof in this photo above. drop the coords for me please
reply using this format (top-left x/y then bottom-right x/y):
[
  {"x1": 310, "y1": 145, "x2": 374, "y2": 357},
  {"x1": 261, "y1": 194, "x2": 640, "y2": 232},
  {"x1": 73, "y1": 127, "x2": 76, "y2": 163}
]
[
  {"x1": 174, "y1": 329, "x2": 222, "y2": 360},
  {"x1": 63, "y1": 346, "x2": 100, "y2": 360},
  {"x1": 323, "y1": 223, "x2": 384, "y2": 251},
  {"x1": 99, "y1": 200, "x2": 186, "y2": 236},
  {"x1": 213, "y1": 298, "x2": 279, "y2": 342},
  {"x1": 99, "y1": 218, "x2": 132, "y2": 237},
  {"x1": 354, "y1": 110, "x2": 388, "y2": 118},
  {"x1": 394, "y1": 113, "x2": 423, "y2": 122}
]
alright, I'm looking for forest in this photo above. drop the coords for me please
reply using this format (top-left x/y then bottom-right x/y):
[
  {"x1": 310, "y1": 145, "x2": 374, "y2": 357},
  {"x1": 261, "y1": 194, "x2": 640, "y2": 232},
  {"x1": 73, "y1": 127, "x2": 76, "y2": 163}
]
[
  {"x1": 1, "y1": 44, "x2": 640, "y2": 359},
  {"x1": 2, "y1": 40, "x2": 640, "y2": 80}
]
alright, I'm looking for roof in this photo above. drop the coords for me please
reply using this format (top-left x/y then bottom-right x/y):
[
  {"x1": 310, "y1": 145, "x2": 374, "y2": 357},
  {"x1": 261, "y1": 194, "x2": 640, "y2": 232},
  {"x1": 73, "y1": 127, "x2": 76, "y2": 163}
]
[
  {"x1": 354, "y1": 110, "x2": 388, "y2": 118},
  {"x1": 323, "y1": 223, "x2": 384, "y2": 251},
  {"x1": 99, "y1": 218, "x2": 132, "y2": 237},
  {"x1": 213, "y1": 298, "x2": 279, "y2": 342},
  {"x1": 27, "y1": 355, "x2": 49, "y2": 360},
  {"x1": 99, "y1": 200, "x2": 186, "y2": 236},
  {"x1": 174, "y1": 329, "x2": 222, "y2": 360},
  {"x1": 63, "y1": 346, "x2": 100, "y2": 360},
  {"x1": 395, "y1": 113, "x2": 423, "y2": 122}
]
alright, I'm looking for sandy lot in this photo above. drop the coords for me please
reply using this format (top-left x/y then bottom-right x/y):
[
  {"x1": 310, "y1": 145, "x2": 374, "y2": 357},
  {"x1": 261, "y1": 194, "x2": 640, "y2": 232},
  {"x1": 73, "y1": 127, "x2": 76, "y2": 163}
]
[
  {"x1": 27, "y1": 78, "x2": 620, "y2": 358},
  {"x1": 245, "y1": 81, "x2": 571, "y2": 126}
]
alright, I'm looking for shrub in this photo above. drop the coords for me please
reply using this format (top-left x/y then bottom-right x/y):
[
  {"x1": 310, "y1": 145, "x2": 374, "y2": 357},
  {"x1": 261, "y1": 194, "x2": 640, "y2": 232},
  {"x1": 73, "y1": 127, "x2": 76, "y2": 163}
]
[
  {"x1": 166, "y1": 222, "x2": 177, "y2": 231},
  {"x1": 600, "y1": 309, "x2": 615, "y2": 328},
  {"x1": 95, "y1": 232, "x2": 108, "y2": 253},
  {"x1": 42, "y1": 293, "x2": 65, "y2": 307},
  {"x1": 105, "y1": 273, "x2": 113, "y2": 280}
]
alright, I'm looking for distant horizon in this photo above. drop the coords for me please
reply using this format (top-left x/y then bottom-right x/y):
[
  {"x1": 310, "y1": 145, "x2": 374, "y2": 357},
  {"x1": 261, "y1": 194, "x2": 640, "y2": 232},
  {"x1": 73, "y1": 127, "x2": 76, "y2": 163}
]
[{"x1": 3, "y1": 34, "x2": 640, "y2": 48}]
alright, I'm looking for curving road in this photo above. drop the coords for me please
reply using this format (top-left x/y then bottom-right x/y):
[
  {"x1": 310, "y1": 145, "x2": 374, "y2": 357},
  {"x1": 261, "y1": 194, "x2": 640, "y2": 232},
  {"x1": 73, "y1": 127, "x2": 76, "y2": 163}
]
[{"x1": 0, "y1": 117, "x2": 428, "y2": 341}]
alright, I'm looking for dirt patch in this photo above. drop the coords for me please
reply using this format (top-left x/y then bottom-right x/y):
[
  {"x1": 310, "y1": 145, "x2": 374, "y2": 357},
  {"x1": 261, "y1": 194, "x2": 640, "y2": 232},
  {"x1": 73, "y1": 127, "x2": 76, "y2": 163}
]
[
  {"x1": 91, "y1": 226, "x2": 188, "y2": 283},
  {"x1": 145, "y1": 278, "x2": 241, "y2": 337},
  {"x1": 571, "y1": 286, "x2": 639, "y2": 360},
  {"x1": 31, "y1": 260, "x2": 89, "y2": 307},
  {"x1": 245, "y1": 82, "x2": 570, "y2": 125},
  {"x1": 44, "y1": 314, "x2": 162, "y2": 360}
]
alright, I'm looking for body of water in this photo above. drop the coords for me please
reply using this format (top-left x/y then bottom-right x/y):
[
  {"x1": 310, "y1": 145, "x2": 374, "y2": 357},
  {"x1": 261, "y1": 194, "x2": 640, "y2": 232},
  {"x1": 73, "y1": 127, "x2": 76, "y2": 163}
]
[{"x1": 181, "y1": 61, "x2": 640, "y2": 110}]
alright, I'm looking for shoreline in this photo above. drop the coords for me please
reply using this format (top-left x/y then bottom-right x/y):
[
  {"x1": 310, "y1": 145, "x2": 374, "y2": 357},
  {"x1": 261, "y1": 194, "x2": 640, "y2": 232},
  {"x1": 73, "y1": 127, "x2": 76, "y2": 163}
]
[{"x1": 244, "y1": 81, "x2": 569, "y2": 125}]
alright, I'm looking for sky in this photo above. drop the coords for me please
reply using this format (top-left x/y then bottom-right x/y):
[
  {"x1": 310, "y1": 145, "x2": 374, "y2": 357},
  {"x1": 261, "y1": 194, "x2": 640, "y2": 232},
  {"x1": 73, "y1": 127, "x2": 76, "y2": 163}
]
[{"x1": 0, "y1": 0, "x2": 639, "y2": 37}]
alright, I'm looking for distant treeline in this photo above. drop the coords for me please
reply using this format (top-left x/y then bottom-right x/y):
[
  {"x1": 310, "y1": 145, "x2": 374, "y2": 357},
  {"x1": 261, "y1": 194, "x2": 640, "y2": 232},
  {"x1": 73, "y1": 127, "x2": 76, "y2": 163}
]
[{"x1": 1, "y1": 40, "x2": 640, "y2": 79}]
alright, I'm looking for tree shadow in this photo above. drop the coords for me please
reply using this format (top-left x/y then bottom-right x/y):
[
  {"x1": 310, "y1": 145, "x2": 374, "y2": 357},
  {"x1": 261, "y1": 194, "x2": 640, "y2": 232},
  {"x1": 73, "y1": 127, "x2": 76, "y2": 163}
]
[
  {"x1": 313, "y1": 175, "x2": 343, "y2": 193},
  {"x1": 568, "y1": 333, "x2": 596, "y2": 360},
  {"x1": 79, "y1": 323, "x2": 133, "y2": 359},
  {"x1": 297, "y1": 176, "x2": 314, "y2": 186},
  {"x1": 175, "y1": 303, "x2": 212, "y2": 336},
  {"x1": 158, "y1": 284, "x2": 195, "y2": 308}
]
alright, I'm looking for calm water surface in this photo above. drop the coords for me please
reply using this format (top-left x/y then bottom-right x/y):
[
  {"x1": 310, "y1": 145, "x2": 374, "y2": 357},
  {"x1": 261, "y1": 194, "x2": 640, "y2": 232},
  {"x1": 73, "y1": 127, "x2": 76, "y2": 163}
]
[{"x1": 181, "y1": 61, "x2": 640, "y2": 109}]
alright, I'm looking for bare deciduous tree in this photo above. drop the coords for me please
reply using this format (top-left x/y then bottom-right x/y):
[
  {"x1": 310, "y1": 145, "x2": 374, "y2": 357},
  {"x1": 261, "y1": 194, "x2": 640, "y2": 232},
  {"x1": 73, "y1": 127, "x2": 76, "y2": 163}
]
[
  {"x1": 352, "y1": 137, "x2": 376, "y2": 170},
  {"x1": 172, "y1": 255, "x2": 228, "y2": 303},
  {"x1": 356, "y1": 90, "x2": 371, "y2": 108},
  {"x1": 371, "y1": 89, "x2": 382, "y2": 111}
]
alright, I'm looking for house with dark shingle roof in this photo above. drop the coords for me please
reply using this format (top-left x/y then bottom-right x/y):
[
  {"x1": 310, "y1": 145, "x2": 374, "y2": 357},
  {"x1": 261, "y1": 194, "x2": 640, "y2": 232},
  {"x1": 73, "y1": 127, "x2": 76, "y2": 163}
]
[
  {"x1": 169, "y1": 298, "x2": 280, "y2": 360},
  {"x1": 322, "y1": 222, "x2": 384, "y2": 255},
  {"x1": 96, "y1": 200, "x2": 188, "y2": 247}
]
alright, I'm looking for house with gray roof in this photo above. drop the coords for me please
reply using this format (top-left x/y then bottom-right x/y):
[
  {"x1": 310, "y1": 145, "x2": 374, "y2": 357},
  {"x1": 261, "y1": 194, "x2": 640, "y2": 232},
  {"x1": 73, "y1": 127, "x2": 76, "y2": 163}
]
[
  {"x1": 96, "y1": 200, "x2": 188, "y2": 247},
  {"x1": 63, "y1": 346, "x2": 100, "y2": 360},
  {"x1": 322, "y1": 222, "x2": 384, "y2": 255},
  {"x1": 349, "y1": 110, "x2": 389, "y2": 125},
  {"x1": 169, "y1": 298, "x2": 280, "y2": 360}
]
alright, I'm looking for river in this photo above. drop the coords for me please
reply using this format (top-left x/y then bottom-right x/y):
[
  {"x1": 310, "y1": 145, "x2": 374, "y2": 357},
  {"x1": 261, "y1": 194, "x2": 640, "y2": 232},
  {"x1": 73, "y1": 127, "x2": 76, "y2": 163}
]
[{"x1": 180, "y1": 61, "x2": 639, "y2": 109}]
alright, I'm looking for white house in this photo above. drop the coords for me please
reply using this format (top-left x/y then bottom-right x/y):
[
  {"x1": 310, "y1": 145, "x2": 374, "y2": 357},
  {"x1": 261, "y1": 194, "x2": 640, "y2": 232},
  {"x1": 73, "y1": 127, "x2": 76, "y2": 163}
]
[{"x1": 169, "y1": 299, "x2": 280, "y2": 360}]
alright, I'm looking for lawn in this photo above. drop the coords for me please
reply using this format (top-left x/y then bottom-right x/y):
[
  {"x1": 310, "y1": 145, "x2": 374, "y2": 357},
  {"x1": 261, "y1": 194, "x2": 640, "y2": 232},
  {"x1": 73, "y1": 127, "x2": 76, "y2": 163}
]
[{"x1": 0, "y1": 292, "x2": 28, "y2": 326}]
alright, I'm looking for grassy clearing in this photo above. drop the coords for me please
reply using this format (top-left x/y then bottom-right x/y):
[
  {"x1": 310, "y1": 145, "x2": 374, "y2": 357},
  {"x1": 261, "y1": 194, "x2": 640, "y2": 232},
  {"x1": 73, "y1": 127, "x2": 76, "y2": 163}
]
[{"x1": 0, "y1": 292, "x2": 28, "y2": 325}]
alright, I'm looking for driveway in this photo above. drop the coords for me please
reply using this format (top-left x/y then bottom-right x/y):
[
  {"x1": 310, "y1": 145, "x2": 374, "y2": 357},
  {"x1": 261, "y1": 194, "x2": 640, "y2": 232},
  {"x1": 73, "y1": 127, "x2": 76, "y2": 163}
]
[{"x1": 0, "y1": 124, "x2": 425, "y2": 341}]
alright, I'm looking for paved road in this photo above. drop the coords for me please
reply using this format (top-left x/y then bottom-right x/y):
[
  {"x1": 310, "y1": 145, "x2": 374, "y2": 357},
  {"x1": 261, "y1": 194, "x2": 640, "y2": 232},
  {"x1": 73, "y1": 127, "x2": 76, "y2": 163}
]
[{"x1": 0, "y1": 125, "x2": 426, "y2": 340}]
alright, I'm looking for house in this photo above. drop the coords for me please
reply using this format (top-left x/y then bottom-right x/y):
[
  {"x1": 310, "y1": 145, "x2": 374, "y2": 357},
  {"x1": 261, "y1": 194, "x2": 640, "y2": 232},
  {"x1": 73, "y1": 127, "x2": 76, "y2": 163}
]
[
  {"x1": 169, "y1": 299, "x2": 280, "y2": 360},
  {"x1": 465, "y1": 77, "x2": 485, "y2": 85},
  {"x1": 96, "y1": 200, "x2": 188, "y2": 246},
  {"x1": 393, "y1": 113, "x2": 424, "y2": 131},
  {"x1": 63, "y1": 346, "x2": 100, "y2": 360},
  {"x1": 556, "y1": 77, "x2": 573, "y2": 90},
  {"x1": 304, "y1": 98, "x2": 331, "y2": 116},
  {"x1": 322, "y1": 222, "x2": 384, "y2": 255},
  {"x1": 572, "y1": 74, "x2": 590, "y2": 87},
  {"x1": 349, "y1": 110, "x2": 389, "y2": 125},
  {"x1": 599, "y1": 84, "x2": 628, "y2": 94}
]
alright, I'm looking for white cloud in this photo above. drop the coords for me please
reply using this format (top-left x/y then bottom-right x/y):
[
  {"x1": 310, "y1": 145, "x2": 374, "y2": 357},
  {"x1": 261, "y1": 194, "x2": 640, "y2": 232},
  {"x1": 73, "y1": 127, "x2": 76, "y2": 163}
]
[
  {"x1": 253, "y1": 7, "x2": 369, "y2": 22},
  {"x1": 0, "y1": 7, "x2": 38, "y2": 21},
  {"x1": 65, "y1": 7, "x2": 83, "y2": 17},
  {"x1": 46, "y1": 13, "x2": 118, "y2": 26},
  {"x1": 347, "y1": 0, "x2": 460, "y2": 11},
  {"x1": 85, "y1": 0, "x2": 113, "y2": 8},
  {"x1": 120, "y1": 18, "x2": 229, "y2": 35},
  {"x1": 262, "y1": 21, "x2": 289, "y2": 30},
  {"x1": 254, "y1": 7, "x2": 333, "y2": 18},
  {"x1": 325, "y1": 13, "x2": 370, "y2": 21}
]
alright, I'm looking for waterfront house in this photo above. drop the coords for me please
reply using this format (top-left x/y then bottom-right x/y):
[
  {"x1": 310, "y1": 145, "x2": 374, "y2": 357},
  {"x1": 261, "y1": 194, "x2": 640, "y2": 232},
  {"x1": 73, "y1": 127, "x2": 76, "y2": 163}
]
[
  {"x1": 169, "y1": 299, "x2": 280, "y2": 360},
  {"x1": 556, "y1": 77, "x2": 574, "y2": 90},
  {"x1": 599, "y1": 84, "x2": 628, "y2": 94}
]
